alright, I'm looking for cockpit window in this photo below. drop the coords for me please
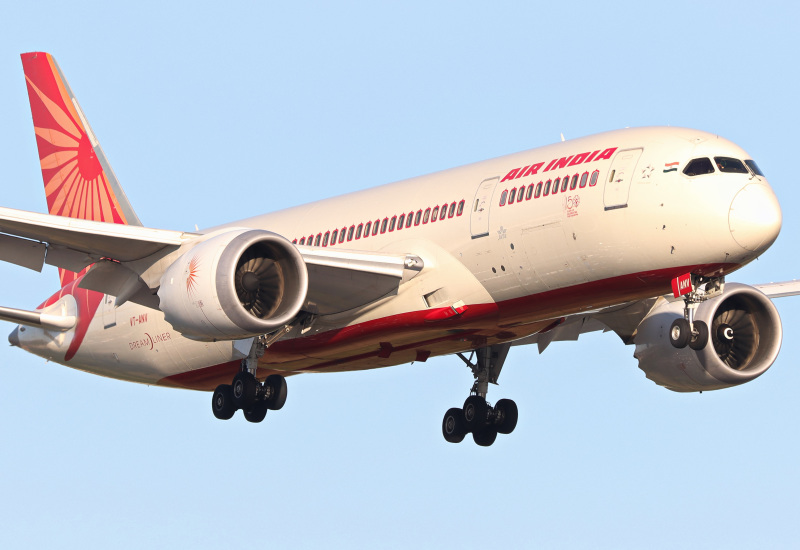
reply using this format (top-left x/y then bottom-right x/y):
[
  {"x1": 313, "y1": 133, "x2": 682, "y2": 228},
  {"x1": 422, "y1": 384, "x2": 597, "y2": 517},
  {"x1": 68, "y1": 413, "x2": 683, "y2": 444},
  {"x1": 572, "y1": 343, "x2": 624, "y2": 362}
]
[
  {"x1": 745, "y1": 160, "x2": 765, "y2": 177},
  {"x1": 683, "y1": 158, "x2": 715, "y2": 176},
  {"x1": 714, "y1": 157, "x2": 748, "y2": 174}
]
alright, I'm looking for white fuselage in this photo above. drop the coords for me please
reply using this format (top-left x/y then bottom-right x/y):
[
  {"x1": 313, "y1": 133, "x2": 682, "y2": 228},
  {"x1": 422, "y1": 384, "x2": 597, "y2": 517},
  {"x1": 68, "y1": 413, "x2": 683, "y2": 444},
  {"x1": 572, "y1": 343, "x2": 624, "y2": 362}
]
[{"x1": 13, "y1": 126, "x2": 782, "y2": 390}]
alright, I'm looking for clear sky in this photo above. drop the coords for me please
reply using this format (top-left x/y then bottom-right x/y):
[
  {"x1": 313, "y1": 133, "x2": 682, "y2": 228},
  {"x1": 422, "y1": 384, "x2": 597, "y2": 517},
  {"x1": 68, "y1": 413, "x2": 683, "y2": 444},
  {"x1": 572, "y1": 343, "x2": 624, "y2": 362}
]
[{"x1": 1, "y1": 1, "x2": 798, "y2": 548}]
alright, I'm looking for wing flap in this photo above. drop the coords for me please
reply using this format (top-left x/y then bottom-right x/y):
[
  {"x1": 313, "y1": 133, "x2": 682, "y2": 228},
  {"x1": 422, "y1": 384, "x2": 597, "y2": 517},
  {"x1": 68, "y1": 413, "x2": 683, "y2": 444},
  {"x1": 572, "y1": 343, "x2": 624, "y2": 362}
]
[{"x1": 298, "y1": 247, "x2": 423, "y2": 314}]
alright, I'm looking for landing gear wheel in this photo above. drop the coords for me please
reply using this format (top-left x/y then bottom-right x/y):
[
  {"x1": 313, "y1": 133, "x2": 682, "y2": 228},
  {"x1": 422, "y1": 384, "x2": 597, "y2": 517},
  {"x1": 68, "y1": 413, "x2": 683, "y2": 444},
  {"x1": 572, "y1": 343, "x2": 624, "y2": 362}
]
[
  {"x1": 688, "y1": 320, "x2": 709, "y2": 350},
  {"x1": 669, "y1": 318, "x2": 690, "y2": 349},
  {"x1": 473, "y1": 426, "x2": 498, "y2": 447},
  {"x1": 495, "y1": 399, "x2": 518, "y2": 434},
  {"x1": 442, "y1": 408, "x2": 467, "y2": 443},
  {"x1": 463, "y1": 395, "x2": 488, "y2": 431},
  {"x1": 243, "y1": 400, "x2": 269, "y2": 423},
  {"x1": 264, "y1": 375, "x2": 288, "y2": 410},
  {"x1": 212, "y1": 385, "x2": 236, "y2": 420},
  {"x1": 232, "y1": 371, "x2": 257, "y2": 410}
]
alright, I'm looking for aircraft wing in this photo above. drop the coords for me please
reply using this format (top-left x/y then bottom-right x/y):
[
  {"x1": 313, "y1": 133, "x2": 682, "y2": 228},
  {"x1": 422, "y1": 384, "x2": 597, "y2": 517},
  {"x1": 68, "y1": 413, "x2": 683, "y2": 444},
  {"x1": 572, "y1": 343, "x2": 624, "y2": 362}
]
[
  {"x1": 0, "y1": 206, "x2": 421, "y2": 315},
  {"x1": 0, "y1": 205, "x2": 193, "y2": 272},
  {"x1": 513, "y1": 280, "x2": 800, "y2": 353}
]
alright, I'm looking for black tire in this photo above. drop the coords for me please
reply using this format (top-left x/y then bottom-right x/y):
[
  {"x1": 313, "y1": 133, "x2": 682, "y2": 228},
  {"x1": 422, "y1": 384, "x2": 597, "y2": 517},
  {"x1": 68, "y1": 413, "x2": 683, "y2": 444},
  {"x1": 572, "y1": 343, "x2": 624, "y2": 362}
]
[
  {"x1": 472, "y1": 426, "x2": 498, "y2": 447},
  {"x1": 212, "y1": 385, "x2": 236, "y2": 420},
  {"x1": 265, "y1": 375, "x2": 288, "y2": 410},
  {"x1": 442, "y1": 407, "x2": 467, "y2": 443},
  {"x1": 232, "y1": 371, "x2": 257, "y2": 410},
  {"x1": 244, "y1": 400, "x2": 269, "y2": 423},
  {"x1": 463, "y1": 395, "x2": 488, "y2": 431},
  {"x1": 669, "y1": 318, "x2": 690, "y2": 349},
  {"x1": 495, "y1": 399, "x2": 518, "y2": 435},
  {"x1": 688, "y1": 320, "x2": 709, "y2": 350}
]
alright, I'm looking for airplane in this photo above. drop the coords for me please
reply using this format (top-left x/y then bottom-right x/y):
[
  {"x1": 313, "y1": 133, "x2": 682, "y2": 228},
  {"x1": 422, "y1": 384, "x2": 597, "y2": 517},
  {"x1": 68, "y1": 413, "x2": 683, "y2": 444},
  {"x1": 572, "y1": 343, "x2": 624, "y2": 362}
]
[{"x1": 2, "y1": 51, "x2": 797, "y2": 446}]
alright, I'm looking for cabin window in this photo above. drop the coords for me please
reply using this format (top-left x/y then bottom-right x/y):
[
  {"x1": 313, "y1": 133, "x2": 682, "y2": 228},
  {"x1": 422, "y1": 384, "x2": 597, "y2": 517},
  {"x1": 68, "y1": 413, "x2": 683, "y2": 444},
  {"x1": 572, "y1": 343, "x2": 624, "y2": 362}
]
[
  {"x1": 307, "y1": 235, "x2": 314, "y2": 244},
  {"x1": 745, "y1": 160, "x2": 765, "y2": 177},
  {"x1": 508, "y1": 188, "x2": 516, "y2": 204},
  {"x1": 398, "y1": 213, "x2": 405, "y2": 229},
  {"x1": 339, "y1": 227, "x2": 346, "y2": 243},
  {"x1": 552, "y1": 178, "x2": 559, "y2": 195},
  {"x1": 379, "y1": 218, "x2": 387, "y2": 233},
  {"x1": 330, "y1": 229, "x2": 338, "y2": 244},
  {"x1": 356, "y1": 224, "x2": 363, "y2": 239},
  {"x1": 363, "y1": 221, "x2": 371, "y2": 237},
  {"x1": 714, "y1": 157, "x2": 748, "y2": 174},
  {"x1": 499, "y1": 190, "x2": 508, "y2": 206},
  {"x1": 543, "y1": 180, "x2": 551, "y2": 196},
  {"x1": 415, "y1": 210, "x2": 422, "y2": 225},
  {"x1": 389, "y1": 216, "x2": 397, "y2": 231},
  {"x1": 526, "y1": 184, "x2": 534, "y2": 200},
  {"x1": 452, "y1": 202, "x2": 460, "y2": 217},
  {"x1": 431, "y1": 206, "x2": 439, "y2": 221},
  {"x1": 322, "y1": 232, "x2": 330, "y2": 247},
  {"x1": 683, "y1": 158, "x2": 715, "y2": 176},
  {"x1": 347, "y1": 226, "x2": 355, "y2": 241},
  {"x1": 589, "y1": 170, "x2": 599, "y2": 186},
  {"x1": 372, "y1": 220, "x2": 380, "y2": 235},
  {"x1": 314, "y1": 233, "x2": 322, "y2": 246},
  {"x1": 441, "y1": 204, "x2": 448, "y2": 219},
  {"x1": 535, "y1": 182, "x2": 543, "y2": 198},
  {"x1": 423, "y1": 208, "x2": 431, "y2": 223},
  {"x1": 562, "y1": 176, "x2": 571, "y2": 192},
  {"x1": 298, "y1": 237, "x2": 305, "y2": 245},
  {"x1": 406, "y1": 212, "x2": 414, "y2": 227},
  {"x1": 569, "y1": 174, "x2": 578, "y2": 191},
  {"x1": 579, "y1": 172, "x2": 589, "y2": 188}
]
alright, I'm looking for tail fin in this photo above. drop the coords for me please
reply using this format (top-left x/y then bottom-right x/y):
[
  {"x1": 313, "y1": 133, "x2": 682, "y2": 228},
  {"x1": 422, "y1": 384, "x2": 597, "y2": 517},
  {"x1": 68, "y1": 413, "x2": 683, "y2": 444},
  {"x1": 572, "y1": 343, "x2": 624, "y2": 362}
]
[{"x1": 21, "y1": 52, "x2": 142, "y2": 285}]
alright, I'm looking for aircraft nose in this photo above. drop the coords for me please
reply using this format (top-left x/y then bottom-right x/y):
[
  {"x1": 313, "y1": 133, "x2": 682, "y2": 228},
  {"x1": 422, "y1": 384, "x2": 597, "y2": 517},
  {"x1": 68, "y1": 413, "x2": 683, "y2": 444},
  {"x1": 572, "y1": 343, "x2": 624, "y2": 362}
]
[
  {"x1": 8, "y1": 326, "x2": 20, "y2": 347},
  {"x1": 729, "y1": 183, "x2": 782, "y2": 252}
]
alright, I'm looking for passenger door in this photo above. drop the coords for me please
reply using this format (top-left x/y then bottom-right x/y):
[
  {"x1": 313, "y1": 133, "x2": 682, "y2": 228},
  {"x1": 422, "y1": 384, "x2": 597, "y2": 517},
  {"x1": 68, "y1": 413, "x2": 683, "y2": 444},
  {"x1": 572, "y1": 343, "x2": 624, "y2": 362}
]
[
  {"x1": 603, "y1": 148, "x2": 643, "y2": 210},
  {"x1": 470, "y1": 177, "x2": 499, "y2": 238}
]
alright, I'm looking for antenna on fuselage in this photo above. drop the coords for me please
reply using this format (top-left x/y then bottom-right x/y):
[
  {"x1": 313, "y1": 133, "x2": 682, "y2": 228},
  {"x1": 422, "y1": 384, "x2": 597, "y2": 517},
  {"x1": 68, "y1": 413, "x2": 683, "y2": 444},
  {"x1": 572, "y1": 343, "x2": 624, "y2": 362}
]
[{"x1": 560, "y1": 133, "x2": 565, "y2": 142}]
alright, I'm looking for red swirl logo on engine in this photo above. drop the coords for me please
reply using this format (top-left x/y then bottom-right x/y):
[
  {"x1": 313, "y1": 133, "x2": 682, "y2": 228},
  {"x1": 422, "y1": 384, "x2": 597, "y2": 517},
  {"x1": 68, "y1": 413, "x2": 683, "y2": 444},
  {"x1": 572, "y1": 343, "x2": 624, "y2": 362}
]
[{"x1": 186, "y1": 256, "x2": 200, "y2": 296}]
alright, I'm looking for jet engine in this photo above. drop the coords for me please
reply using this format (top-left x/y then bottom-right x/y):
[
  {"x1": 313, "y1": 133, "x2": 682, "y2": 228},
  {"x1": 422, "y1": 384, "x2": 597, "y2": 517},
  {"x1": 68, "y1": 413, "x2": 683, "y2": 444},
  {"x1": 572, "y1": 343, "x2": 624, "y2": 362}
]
[
  {"x1": 158, "y1": 229, "x2": 308, "y2": 341},
  {"x1": 633, "y1": 283, "x2": 782, "y2": 392}
]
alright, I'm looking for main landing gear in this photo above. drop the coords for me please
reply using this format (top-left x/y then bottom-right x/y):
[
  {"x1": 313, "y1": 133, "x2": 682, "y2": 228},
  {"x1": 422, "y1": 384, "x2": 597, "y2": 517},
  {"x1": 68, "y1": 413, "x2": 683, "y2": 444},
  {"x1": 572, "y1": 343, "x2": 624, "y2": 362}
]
[
  {"x1": 668, "y1": 275, "x2": 723, "y2": 351},
  {"x1": 212, "y1": 372, "x2": 287, "y2": 423},
  {"x1": 211, "y1": 332, "x2": 289, "y2": 423},
  {"x1": 442, "y1": 343, "x2": 518, "y2": 447}
]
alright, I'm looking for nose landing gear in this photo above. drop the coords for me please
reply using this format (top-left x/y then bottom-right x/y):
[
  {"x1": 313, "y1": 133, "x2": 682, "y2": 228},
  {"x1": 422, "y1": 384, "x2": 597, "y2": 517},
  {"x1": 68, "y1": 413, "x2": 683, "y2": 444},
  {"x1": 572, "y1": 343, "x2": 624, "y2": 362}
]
[
  {"x1": 442, "y1": 343, "x2": 517, "y2": 447},
  {"x1": 669, "y1": 275, "x2": 724, "y2": 351}
]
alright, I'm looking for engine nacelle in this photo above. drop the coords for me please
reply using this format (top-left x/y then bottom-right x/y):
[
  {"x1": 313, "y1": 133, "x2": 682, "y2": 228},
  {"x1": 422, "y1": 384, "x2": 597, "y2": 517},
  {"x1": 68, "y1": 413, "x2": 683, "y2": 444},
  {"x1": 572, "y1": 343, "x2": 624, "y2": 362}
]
[
  {"x1": 633, "y1": 283, "x2": 782, "y2": 392},
  {"x1": 158, "y1": 229, "x2": 308, "y2": 341}
]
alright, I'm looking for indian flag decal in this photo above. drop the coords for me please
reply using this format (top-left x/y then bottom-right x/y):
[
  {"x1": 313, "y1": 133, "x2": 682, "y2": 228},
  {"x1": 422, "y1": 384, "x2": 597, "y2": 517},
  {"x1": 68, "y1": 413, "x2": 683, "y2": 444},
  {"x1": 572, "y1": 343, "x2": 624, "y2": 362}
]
[{"x1": 663, "y1": 161, "x2": 679, "y2": 173}]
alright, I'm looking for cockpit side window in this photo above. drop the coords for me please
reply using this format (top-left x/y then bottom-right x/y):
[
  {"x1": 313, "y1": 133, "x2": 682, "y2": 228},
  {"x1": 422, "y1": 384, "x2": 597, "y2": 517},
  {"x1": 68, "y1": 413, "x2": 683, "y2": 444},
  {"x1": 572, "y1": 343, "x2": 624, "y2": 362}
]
[
  {"x1": 714, "y1": 157, "x2": 748, "y2": 174},
  {"x1": 683, "y1": 158, "x2": 715, "y2": 176},
  {"x1": 745, "y1": 160, "x2": 765, "y2": 177}
]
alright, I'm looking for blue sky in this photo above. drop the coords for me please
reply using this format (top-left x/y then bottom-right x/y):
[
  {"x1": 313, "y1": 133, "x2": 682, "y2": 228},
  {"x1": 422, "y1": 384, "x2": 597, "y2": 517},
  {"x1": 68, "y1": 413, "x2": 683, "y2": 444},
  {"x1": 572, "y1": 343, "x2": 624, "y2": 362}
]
[{"x1": 0, "y1": 1, "x2": 798, "y2": 548}]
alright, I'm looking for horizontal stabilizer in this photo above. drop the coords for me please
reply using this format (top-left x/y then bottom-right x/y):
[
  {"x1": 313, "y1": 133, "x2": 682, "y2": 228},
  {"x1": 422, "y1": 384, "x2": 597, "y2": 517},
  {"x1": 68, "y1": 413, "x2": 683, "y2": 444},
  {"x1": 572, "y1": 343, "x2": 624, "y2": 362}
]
[{"x1": 0, "y1": 305, "x2": 75, "y2": 331}]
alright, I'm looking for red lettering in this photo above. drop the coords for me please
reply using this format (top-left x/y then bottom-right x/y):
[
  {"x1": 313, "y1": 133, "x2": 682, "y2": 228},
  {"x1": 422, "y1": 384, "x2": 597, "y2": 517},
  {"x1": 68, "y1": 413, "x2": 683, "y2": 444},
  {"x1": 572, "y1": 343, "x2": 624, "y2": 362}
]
[
  {"x1": 522, "y1": 162, "x2": 544, "y2": 177},
  {"x1": 501, "y1": 168, "x2": 520, "y2": 182},
  {"x1": 514, "y1": 166, "x2": 530, "y2": 179},
  {"x1": 568, "y1": 152, "x2": 589, "y2": 166},
  {"x1": 595, "y1": 147, "x2": 617, "y2": 161},
  {"x1": 584, "y1": 150, "x2": 600, "y2": 163},
  {"x1": 543, "y1": 159, "x2": 557, "y2": 172},
  {"x1": 550, "y1": 156, "x2": 574, "y2": 171}
]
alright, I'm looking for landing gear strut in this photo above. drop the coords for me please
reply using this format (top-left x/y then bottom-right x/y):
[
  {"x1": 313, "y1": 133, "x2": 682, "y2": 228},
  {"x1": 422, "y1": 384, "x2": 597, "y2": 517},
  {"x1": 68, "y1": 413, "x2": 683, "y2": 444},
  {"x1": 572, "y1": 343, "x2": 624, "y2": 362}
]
[
  {"x1": 442, "y1": 343, "x2": 517, "y2": 447},
  {"x1": 211, "y1": 331, "x2": 290, "y2": 423},
  {"x1": 668, "y1": 275, "x2": 724, "y2": 351}
]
